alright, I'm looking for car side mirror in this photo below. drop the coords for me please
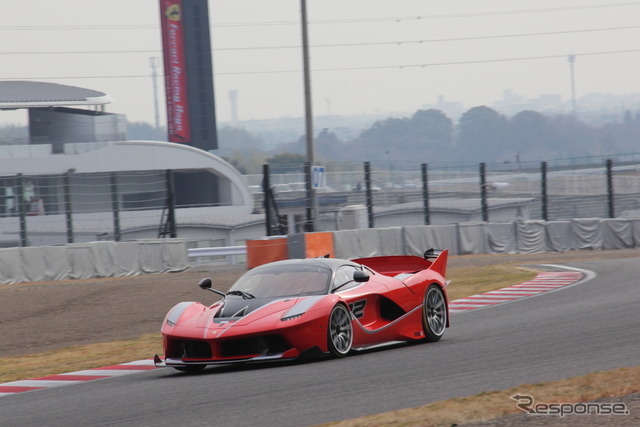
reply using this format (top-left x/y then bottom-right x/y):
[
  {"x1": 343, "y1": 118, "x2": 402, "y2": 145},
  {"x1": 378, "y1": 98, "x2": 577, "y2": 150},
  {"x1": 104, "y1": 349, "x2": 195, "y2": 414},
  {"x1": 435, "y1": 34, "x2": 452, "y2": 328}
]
[
  {"x1": 353, "y1": 270, "x2": 369, "y2": 283},
  {"x1": 198, "y1": 277, "x2": 212, "y2": 290}
]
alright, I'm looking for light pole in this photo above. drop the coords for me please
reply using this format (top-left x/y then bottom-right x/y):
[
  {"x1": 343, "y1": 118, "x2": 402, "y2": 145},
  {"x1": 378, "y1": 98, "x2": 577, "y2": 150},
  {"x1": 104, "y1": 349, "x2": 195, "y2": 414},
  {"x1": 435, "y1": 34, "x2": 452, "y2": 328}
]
[{"x1": 149, "y1": 57, "x2": 161, "y2": 129}]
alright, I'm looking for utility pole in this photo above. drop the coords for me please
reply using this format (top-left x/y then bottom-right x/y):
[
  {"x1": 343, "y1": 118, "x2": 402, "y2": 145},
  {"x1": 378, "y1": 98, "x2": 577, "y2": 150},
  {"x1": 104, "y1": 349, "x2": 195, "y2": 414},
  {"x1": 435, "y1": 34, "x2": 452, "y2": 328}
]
[
  {"x1": 300, "y1": 0, "x2": 316, "y2": 231},
  {"x1": 568, "y1": 55, "x2": 577, "y2": 115},
  {"x1": 150, "y1": 57, "x2": 161, "y2": 129}
]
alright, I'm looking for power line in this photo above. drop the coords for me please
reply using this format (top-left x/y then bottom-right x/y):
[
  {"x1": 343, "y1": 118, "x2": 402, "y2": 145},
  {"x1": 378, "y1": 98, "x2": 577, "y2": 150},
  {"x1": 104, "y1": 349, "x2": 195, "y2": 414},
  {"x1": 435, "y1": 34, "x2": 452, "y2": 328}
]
[
  {"x1": 2, "y1": 24, "x2": 639, "y2": 56},
  {"x1": 2, "y1": 47, "x2": 639, "y2": 80},
  {"x1": 215, "y1": 48, "x2": 640, "y2": 75},
  {"x1": 2, "y1": 2, "x2": 639, "y2": 30}
]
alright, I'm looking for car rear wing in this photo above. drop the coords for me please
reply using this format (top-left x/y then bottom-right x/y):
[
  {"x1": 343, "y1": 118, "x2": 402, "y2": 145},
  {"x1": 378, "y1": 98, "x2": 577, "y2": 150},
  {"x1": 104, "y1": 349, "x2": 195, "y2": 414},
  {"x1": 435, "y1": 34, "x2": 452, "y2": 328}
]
[
  {"x1": 423, "y1": 248, "x2": 444, "y2": 260},
  {"x1": 353, "y1": 248, "x2": 448, "y2": 278}
]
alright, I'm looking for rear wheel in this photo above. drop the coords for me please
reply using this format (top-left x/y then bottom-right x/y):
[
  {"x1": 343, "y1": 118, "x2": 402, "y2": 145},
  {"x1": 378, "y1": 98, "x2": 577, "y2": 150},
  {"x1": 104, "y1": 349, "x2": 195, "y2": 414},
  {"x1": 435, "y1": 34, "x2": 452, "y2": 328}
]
[
  {"x1": 422, "y1": 284, "x2": 447, "y2": 342},
  {"x1": 328, "y1": 304, "x2": 353, "y2": 357}
]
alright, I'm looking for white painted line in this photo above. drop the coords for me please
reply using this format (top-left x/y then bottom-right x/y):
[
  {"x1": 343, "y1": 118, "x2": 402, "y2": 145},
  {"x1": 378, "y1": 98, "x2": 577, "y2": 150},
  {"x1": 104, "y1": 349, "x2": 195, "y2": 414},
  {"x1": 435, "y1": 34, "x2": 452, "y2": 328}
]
[
  {"x1": 452, "y1": 298, "x2": 511, "y2": 303},
  {"x1": 1, "y1": 380, "x2": 82, "y2": 388},
  {"x1": 120, "y1": 359, "x2": 156, "y2": 366},
  {"x1": 68, "y1": 369, "x2": 145, "y2": 377}
]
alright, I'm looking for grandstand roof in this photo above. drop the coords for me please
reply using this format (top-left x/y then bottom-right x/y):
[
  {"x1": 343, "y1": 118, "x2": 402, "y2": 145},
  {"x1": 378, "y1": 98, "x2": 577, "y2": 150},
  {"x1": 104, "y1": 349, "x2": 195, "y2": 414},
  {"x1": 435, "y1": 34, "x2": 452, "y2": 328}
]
[{"x1": 0, "y1": 81, "x2": 111, "y2": 109}]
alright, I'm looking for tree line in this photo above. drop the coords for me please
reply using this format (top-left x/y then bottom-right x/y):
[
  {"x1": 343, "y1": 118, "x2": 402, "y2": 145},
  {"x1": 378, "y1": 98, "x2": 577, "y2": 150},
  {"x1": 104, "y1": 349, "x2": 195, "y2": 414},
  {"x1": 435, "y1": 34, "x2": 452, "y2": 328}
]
[
  {"x1": 220, "y1": 106, "x2": 640, "y2": 173},
  {"x1": 3, "y1": 106, "x2": 640, "y2": 173}
]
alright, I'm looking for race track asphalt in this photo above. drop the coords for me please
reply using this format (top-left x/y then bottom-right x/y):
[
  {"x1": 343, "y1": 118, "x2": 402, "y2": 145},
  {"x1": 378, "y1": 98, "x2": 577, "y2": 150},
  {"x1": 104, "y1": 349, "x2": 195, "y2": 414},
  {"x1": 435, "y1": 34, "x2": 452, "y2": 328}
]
[{"x1": 0, "y1": 258, "x2": 638, "y2": 426}]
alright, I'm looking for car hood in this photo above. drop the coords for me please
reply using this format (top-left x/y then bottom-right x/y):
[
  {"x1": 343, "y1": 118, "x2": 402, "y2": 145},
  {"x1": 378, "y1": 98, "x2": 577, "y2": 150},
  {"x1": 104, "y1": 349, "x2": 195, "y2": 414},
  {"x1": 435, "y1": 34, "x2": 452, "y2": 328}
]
[
  {"x1": 215, "y1": 296, "x2": 293, "y2": 320},
  {"x1": 167, "y1": 295, "x2": 328, "y2": 332}
]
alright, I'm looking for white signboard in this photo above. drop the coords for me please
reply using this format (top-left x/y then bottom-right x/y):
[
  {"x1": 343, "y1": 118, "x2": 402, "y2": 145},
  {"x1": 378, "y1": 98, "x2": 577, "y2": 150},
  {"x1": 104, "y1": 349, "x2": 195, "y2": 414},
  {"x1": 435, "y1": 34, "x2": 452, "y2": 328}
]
[{"x1": 312, "y1": 165, "x2": 326, "y2": 189}]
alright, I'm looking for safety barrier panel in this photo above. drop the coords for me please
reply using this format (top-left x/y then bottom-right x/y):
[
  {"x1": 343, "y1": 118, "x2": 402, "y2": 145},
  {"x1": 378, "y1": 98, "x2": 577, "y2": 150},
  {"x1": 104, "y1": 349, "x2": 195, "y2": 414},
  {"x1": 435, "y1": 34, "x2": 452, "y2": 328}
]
[
  {"x1": 5, "y1": 218, "x2": 640, "y2": 282},
  {"x1": 0, "y1": 239, "x2": 189, "y2": 285},
  {"x1": 247, "y1": 218, "x2": 640, "y2": 268}
]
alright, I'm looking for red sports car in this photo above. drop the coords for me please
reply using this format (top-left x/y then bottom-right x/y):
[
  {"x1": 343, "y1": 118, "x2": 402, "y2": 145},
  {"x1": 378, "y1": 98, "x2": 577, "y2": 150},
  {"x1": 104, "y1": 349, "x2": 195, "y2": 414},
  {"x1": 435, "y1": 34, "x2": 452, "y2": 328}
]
[{"x1": 154, "y1": 249, "x2": 449, "y2": 372}]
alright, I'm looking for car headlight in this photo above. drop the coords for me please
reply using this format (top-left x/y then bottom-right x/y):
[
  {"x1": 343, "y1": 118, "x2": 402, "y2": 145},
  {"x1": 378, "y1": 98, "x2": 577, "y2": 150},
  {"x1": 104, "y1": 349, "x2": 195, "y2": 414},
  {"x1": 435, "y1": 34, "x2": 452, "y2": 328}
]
[
  {"x1": 280, "y1": 296, "x2": 325, "y2": 321},
  {"x1": 281, "y1": 313, "x2": 303, "y2": 321}
]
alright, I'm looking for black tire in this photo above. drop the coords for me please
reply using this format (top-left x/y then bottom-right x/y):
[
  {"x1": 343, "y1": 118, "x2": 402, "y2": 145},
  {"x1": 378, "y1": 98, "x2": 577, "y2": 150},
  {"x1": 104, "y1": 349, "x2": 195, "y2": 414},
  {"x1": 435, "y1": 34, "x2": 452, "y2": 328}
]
[
  {"x1": 327, "y1": 304, "x2": 353, "y2": 357},
  {"x1": 174, "y1": 365, "x2": 206, "y2": 373},
  {"x1": 422, "y1": 284, "x2": 447, "y2": 342}
]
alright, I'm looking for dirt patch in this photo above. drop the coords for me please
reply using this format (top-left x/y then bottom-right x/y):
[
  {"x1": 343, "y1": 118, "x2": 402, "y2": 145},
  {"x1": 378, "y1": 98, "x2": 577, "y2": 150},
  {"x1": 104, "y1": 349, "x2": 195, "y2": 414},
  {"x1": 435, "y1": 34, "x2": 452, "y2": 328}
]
[
  {"x1": 1, "y1": 248, "x2": 637, "y2": 358},
  {"x1": 0, "y1": 267, "x2": 243, "y2": 358}
]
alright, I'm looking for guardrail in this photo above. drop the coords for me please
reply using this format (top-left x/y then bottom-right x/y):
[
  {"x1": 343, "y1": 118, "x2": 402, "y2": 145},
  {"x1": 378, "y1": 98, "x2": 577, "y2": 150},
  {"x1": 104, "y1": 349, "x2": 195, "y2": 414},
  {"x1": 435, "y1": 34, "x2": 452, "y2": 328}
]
[{"x1": 187, "y1": 245, "x2": 247, "y2": 266}]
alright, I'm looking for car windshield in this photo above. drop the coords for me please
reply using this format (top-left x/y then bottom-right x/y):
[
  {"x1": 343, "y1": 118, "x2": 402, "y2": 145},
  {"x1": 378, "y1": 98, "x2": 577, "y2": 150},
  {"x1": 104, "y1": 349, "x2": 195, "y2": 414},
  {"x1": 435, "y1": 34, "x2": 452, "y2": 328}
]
[{"x1": 229, "y1": 264, "x2": 332, "y2": 298}]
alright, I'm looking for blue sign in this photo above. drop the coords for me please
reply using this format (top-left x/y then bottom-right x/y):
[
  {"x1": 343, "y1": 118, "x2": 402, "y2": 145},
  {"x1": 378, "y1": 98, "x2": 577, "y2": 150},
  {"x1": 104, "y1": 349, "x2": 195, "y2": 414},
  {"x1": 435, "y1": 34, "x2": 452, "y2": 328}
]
[{"x1": 312, "y1": 166, "x2": 326, "y2": 189}]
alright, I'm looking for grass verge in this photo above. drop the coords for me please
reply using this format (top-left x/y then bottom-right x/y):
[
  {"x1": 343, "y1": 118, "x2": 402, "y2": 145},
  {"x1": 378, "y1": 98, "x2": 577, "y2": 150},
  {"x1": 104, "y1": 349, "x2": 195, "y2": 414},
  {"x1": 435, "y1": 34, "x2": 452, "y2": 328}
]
[
  {"x1": 318, "y1": 366, "x2": 640, "y2": 426},
  {"x1": 0, "y1": 334, "x2": 162, "y2": 383}
]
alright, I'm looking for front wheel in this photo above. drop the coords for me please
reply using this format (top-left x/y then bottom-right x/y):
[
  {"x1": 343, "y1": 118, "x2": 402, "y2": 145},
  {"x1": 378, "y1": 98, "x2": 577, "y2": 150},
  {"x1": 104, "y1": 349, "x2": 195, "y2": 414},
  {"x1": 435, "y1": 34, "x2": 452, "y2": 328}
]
[
  {"x1": 422, "y1": 284, "x2": 447, "y2": 342},
  {"x1": 328, "y1": 304, "x2": 353, "y2": 357}
]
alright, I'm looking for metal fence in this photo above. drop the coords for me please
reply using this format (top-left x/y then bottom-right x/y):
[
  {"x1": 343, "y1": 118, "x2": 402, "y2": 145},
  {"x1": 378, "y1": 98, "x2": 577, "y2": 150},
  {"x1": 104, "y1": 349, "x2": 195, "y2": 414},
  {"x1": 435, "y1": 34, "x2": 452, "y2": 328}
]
[
  {"x1": 3, "y1": 154, "x2": 640, "y2": 247},
  {"x1": 0, "y1": 170, "x2": 175, "y2": 247},
  {"x1": 249, "y1": 154, "x2": 640, "y2": 234}
]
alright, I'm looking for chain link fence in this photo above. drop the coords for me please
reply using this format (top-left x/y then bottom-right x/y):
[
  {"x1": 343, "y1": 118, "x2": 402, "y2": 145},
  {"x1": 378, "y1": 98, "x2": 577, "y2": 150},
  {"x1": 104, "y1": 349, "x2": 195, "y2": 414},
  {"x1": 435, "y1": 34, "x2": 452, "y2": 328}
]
[
  {"x1": 0, "y1": 171, "x2": 173, "y2": 247},
  {"x1": 2, "y1": 154, "x2": 640, "y2": 246},
  {"x1": 248, "y1": 154, "x2": 640, "y2": 234}
]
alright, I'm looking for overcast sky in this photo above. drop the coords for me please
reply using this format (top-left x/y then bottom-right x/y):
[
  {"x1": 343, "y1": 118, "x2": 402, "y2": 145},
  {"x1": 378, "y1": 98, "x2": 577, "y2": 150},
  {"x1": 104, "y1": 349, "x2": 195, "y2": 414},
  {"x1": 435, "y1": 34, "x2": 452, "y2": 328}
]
[{"x1": 2, "y1": 0, "x2": 640, "y2": 127}]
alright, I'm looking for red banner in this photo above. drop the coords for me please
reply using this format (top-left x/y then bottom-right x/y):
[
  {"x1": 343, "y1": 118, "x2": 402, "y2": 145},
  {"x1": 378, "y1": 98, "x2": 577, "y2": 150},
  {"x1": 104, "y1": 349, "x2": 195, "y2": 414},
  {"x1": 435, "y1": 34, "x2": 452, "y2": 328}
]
[{"x1": 160, "y1": 0, "x2": 191, "y2": 143}]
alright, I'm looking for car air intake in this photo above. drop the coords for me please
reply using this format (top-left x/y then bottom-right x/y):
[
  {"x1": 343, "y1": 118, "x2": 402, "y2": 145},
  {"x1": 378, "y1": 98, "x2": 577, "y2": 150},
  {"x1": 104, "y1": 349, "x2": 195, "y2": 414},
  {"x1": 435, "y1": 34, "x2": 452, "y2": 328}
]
[
  {"x1": 176, "y1": 340, "x2": 212, "y2": 359},
  {"x1": 220, "y1": 335, "x2": 289, "y2": 358}
]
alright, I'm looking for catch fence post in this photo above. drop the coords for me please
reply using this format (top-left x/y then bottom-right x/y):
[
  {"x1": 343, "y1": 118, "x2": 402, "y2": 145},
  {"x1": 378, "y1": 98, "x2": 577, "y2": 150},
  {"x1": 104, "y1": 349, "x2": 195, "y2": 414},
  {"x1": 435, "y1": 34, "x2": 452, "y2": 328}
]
[
  {"x1": 110, "y1": 173, "x2": 121, "y2": 242},
  {"x1": 606, "y1": 159, "x2": 614, "y2": 218},
  {"x1": 479, "y1": 162, "x2": 488, "y2": 222},
  {"x1": 165, "y1": 170, "x2": 177, "y2": 238},
  {"x1": 421, "y1": 163, "x2": 430, "y2": 225},
  {"x1": 263, "y1": 164, "x2": 273, "y2": 236},
  {"x1": 64, "y1": 170, "x2": 74, "y2": 244},
  {"x1": 17, "y1": 174, "x2": 27, "y2": 247},
  {"x1": 364, "y1": 161, "x2": 374, "y2": 228},
  {"x1": 541, "y1": 162, "x2": 548, "y2": 221},
  {"x1": 304, "y1": 162, "x2": 314, "y2": 232}
]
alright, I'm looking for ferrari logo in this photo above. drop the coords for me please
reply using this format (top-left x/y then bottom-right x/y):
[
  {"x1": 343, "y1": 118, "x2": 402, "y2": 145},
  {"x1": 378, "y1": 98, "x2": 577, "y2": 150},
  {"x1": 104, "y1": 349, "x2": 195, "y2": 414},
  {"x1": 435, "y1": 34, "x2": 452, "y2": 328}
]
[{"x1": 165, "y1": 4, "x2": 181, "y2": 21}]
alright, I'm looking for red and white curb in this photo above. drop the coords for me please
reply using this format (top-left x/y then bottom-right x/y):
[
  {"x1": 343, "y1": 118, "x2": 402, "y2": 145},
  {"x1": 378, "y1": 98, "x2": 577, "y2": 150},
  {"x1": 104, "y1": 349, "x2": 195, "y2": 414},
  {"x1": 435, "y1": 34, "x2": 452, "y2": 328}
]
[
  {"x1": 0, "y1": 359, "x2": 158, "y2": 397},
  {"x1": 449, "y1": 269, "x2": 585, "y2": 313},
  {"x1": 0, "y1": 266, "x2": 591, "y2": 397}
]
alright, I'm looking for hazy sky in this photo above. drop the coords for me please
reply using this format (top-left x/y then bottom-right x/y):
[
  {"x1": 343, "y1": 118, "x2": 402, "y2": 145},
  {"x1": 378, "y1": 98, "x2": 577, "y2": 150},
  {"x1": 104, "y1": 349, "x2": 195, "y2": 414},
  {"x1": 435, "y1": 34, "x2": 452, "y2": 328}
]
[{"x1": 2, "y1": 0, "x2": 640, "y2": 126}]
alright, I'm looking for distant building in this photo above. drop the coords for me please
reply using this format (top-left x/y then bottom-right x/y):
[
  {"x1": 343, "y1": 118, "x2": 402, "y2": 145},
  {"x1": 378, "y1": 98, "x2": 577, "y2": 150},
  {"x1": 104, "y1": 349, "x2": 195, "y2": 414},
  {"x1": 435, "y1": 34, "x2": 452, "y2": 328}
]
[{"x1": 0, "y1": 81, "x2": 257, "y2": 248}]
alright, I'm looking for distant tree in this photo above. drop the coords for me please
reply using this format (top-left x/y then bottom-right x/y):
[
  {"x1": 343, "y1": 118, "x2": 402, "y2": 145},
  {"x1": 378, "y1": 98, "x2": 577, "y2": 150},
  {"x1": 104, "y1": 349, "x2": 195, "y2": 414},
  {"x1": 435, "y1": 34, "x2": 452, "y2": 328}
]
[
  {"x1": 599, "y1": 121, "x2": 640, "y2": 154},
  {"x1": 266, "y1": 152, "x2": 307, "y2": 173},
  {"x1": 224, "y1": 149, "x2": 267, "y2": 174},
  {"x1": 360, "y1": 117, "x2": 407, "y2": 139},
  {"x1": 217, "y1": 126, "x2": 265, "y2": 156},
  {"x1": 315, "y1": 128, "x2": 344, "y2": 160},
  {"x1": 506, "y1": 110, "x2": 554, "y2": 161},
  {"x1": 547, "y1": 115, "x2": 598, "y2": 157},
  {"x1": 456, "y1": 106, "x2": 508, "y2": 162},
  {"x1": 352, "y1": 109, "x2": 455, "y2": 164},
  {"x1": 126, "y1": 121, "x2": 166, "y2": 141},
  {"x1": 410, "y1": 109, "x2": 453, "y2": 147},
  {"x1": 0, "y1": 124, "x2": 28, "y2": 143}
]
